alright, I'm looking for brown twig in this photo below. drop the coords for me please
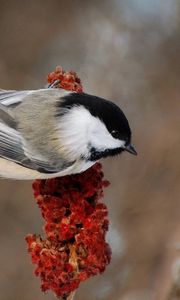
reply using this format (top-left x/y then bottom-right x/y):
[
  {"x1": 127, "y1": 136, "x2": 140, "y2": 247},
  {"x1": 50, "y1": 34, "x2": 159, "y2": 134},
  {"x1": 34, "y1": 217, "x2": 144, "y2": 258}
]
[
  {"x1": 61, "y1": 291, "x2": 76, "y2": 300},
  {"x1": 67, "y1": 291, "x2": 76, "y2": 300}
]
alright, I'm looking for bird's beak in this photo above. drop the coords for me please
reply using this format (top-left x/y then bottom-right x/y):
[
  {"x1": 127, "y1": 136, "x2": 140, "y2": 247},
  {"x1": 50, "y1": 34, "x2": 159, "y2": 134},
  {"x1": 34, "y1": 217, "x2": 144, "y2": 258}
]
[{"x1": 125, "y1": 144, "x2": 137, "y2": 155}]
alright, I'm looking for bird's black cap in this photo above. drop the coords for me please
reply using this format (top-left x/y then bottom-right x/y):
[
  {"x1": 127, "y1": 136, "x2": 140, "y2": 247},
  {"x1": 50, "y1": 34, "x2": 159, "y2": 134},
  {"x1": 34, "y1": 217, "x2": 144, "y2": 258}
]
[{"x1": 59, "y1": 92, "x2": 132, "y2": 144}]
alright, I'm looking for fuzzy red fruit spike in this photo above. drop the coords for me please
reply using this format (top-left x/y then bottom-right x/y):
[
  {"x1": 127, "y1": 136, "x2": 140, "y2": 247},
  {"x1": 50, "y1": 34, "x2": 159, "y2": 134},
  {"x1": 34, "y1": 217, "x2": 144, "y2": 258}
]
[
  {"x1": 47, "y1": 66, "x2": 83, "y2": 93},
  {"x1": 26, "y1": 67, "x2": 111, "y2": 299}
]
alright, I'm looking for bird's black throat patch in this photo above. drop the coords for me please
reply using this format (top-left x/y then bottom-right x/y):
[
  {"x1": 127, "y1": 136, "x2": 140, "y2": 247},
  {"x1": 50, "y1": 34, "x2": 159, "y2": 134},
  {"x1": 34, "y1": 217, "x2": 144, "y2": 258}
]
[{"x1": 89, "y1": 147, "x2": 124, "y2": 161}]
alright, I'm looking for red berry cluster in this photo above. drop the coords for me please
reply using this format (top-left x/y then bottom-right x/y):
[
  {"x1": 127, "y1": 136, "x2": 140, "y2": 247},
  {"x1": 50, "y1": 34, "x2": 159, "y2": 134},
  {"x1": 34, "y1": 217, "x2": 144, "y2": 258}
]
[
  {"x1": 26, "y1": 67, "x2": 111, "y2": 299},
  {"x1": 26, "y1": 164, "x2": 111, "y2": 298},
  {"x1": 47, "y1": 66, "x2": 83, "y2": 93}
]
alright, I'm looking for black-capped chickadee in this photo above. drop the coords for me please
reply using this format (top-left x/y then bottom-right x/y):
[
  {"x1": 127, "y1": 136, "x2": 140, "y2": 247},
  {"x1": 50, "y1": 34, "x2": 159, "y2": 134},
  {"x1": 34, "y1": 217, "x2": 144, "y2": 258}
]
[{"x1": 0, "y1": 88, "x2": 137, "y2": 179}]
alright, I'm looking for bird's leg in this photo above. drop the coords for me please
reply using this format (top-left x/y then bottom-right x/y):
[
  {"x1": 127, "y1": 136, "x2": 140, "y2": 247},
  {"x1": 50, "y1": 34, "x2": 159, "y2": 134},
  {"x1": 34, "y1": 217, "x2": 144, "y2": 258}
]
[{"x1": 47, "y1": 79, "x2": 60, "y2": 88}]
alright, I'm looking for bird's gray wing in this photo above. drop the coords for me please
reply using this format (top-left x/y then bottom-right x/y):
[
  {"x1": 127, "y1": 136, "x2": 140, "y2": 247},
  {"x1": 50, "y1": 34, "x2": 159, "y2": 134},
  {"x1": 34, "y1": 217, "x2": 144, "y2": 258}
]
[
  {"x1": 0, "y1": 103, "x2": 61, "y2": 173},
  {"x1": 0, "y1": 89, "x2": 33, "y2": 108}
]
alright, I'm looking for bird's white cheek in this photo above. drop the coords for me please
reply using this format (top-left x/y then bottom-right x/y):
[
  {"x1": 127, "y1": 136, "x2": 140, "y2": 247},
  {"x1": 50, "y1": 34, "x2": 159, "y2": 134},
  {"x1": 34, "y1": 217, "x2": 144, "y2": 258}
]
[
  {"x1": 57, "y1": 106, "x2": 126, "y2": 158},
  {"x1": 90, "y1": 124, "x2": 125, "y2": 150},
  {"x1": 90, "y1": 134, "x2": 121, "y2": 149}
]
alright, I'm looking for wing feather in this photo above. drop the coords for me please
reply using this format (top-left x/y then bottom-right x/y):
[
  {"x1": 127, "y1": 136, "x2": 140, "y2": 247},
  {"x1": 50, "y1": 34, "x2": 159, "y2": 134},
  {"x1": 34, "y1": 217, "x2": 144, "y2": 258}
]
[
  {"x1": 0, "y1": 105, "x2": 60, "y2": 173},
  {"x1": 0, "y1": 89, "x2": 32, "y2": 107},
  {"x1": 0, "y1": 88, "x2": 75, "y2": 175}
]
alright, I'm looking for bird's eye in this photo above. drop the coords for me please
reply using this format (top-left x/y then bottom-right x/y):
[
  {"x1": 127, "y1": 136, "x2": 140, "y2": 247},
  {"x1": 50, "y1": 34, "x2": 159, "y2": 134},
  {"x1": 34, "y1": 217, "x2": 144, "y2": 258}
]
[{"x1": 111, "y1": 130, "x2": 120, "y2": 139}]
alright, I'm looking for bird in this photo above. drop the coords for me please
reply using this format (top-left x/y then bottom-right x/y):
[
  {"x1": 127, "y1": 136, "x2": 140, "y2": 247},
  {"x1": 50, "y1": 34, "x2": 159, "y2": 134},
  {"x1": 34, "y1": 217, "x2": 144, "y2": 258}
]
[{"x1": 0, "y1": 88, "x2": 137, "y2": 179}]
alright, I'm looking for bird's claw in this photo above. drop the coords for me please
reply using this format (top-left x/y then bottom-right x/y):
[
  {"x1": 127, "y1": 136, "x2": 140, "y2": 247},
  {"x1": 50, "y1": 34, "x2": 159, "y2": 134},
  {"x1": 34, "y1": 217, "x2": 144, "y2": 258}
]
[{"x1": 47, "y1": 79, "x2": 60, "y2": 89}]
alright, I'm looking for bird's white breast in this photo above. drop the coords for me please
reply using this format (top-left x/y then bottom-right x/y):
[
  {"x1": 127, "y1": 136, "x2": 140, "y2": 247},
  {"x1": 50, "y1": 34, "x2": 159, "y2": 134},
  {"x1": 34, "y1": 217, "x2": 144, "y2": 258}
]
[{"x1": 0, "y1": 157, "x2": 95, "y2": 180}]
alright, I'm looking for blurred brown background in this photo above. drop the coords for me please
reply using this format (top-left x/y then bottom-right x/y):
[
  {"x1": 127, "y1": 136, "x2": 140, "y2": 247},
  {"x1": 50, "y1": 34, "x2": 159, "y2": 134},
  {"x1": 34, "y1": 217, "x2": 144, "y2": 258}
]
[{"x1": 0, "y1": 0, "x2": 180, "y2": 299}]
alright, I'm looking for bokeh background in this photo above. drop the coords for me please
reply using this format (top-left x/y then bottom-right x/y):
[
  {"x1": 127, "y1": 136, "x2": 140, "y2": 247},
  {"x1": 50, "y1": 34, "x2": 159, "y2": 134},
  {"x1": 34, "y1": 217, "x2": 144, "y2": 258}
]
[{"x1": 0, "y1": 0, "x2": 180, "y2": 299}]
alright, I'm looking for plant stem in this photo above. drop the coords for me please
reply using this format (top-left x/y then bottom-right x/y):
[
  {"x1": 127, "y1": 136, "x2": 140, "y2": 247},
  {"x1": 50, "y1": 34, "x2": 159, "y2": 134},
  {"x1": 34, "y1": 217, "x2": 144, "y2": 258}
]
[
  {"x1": 67, "y1": 291, "x2": 76, "y2": 300},
  {"x1": 60, "y1": 291, "x2": 76, "y2": 300}
]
